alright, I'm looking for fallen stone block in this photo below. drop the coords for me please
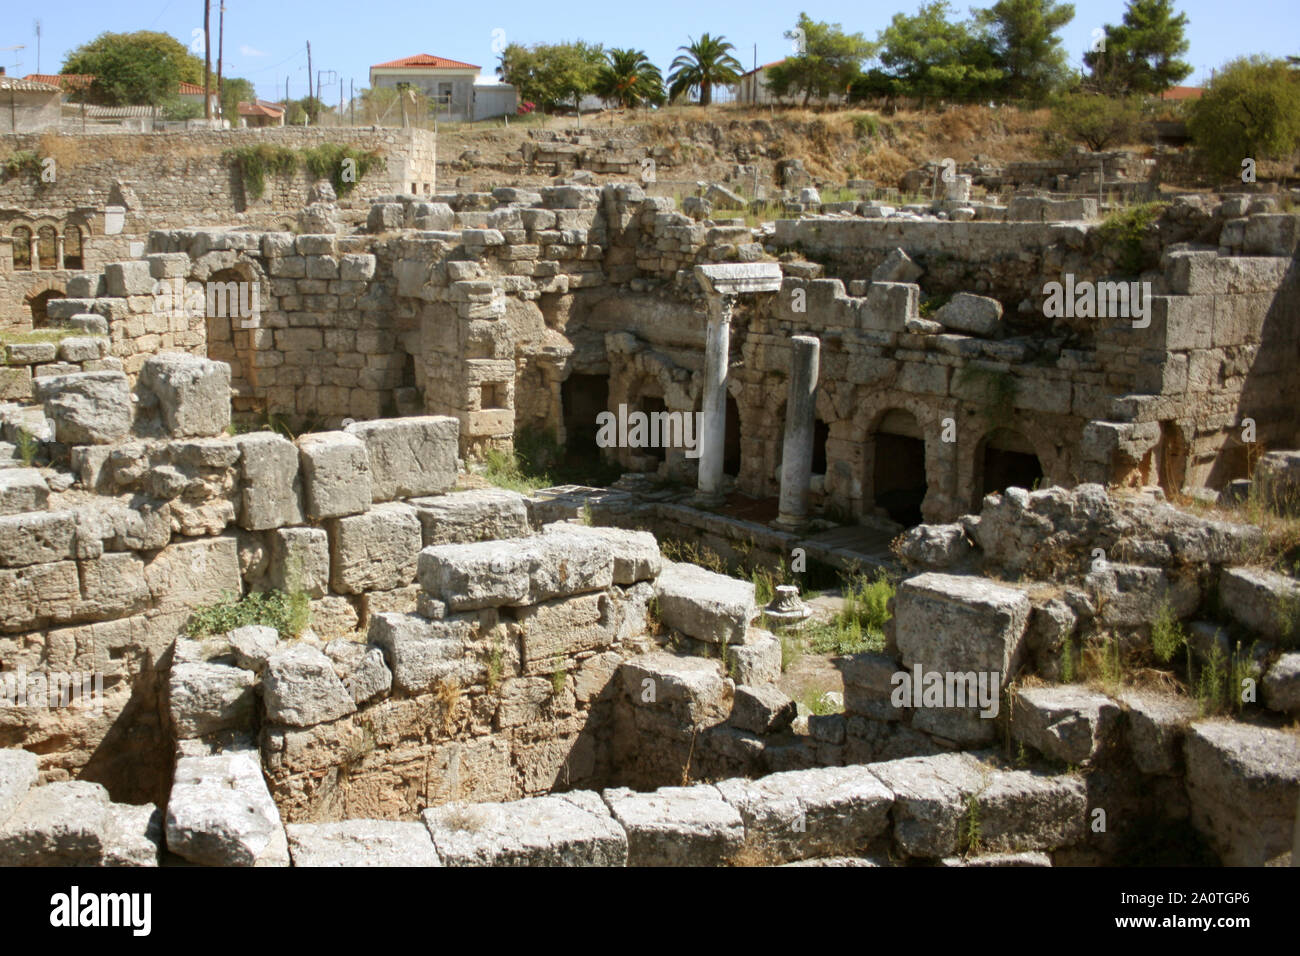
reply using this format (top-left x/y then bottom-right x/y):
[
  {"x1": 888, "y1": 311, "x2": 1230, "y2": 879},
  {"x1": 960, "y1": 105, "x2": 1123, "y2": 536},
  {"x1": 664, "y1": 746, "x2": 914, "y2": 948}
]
[
  {"x1": 262, "y1": 644, "x2": 357, "y2": 728},
  {"x1": 168, "y1": 661, "x2": 257, "y2": 739},
  {"x1": 728, "y1": 631, "x2": 782, "y2": 686},
  {"x1": 409, "y1": 488, "x2": 531, "y2": 546},
  {"x1": 138, "y1": 353, "x2": 232, "y2": 438},
  {"x1": 714, "y1": 765, "x2": 893, "y2": 864},
  {"x1": 654, "y1": 561, "x2": 756, "y2": 645},
  {"x1": 1218, "y1": 567, "x2": 1300, "y2": 646},
  {"x1": 423, "y1": 791, "x2": 627, "y2": 866},
  {"x1": 1263, "y1": 653, "x2": 1300, "y2": 714},
  {"x1": 0, "y1": 748, "x2": 38, "y2": 824},
  {"x1": 730, "y1": 684, "x2": 797, "y2": 734},
  {"x1": 619, "y1": 651, "x2": 732, "y2": 726},
  {"x1": 1185, "y1": 720, "x2": 1300, "y2": 866},
  {"x1": 872, "y1": 247, "x2": 924, "y2": 283},
  {"x1": 0, "y1": 468, "x2": 49, "y2": 517},
  {"x1": 344, "y1": 416, "x2": 458, "y2": 501},
  {"x1": 935, "y1": 293, "x2": 1003, "y2": 337},
  {"x1": 165, "y1": 752, "x2": 290, "y2": 866},
  {"x1": 103, "y1": 803, "x2": 163, "y2": 867},
  {"x1": 33, "y1": 371, "x2": 132, "y2": 445},
  {"x1": 0, "y1": 780, "x2": 112, "y2": 865},
  {"x1": 603, "y1": 785, "x2": 744, "y2": 866},
  {"x1": 287, "y1": 820, "x2": 442, "y2": 866},
  {"x1": 297, "y1": 431, "x2": 372, "y2": 519},
  {"x1": 1011, "y1": 685, "x2": 1120, "y2": 765}
]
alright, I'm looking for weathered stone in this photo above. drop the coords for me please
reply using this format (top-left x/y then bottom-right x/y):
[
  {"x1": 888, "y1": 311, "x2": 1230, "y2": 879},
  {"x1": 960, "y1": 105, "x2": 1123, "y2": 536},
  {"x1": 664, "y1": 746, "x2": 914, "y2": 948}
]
[
  {"x1": 0, "y1": 512, "x2": 77, "y2": 569},
  {"x1": 603, "y1": 784, "x2": 744, "y2": 865},
  {"x1": 714, "y1": 764, "x2": 894, "y2": 863},
  {"x1": 342, "y1": 646, "x2": 393, "y2": 705},
  {"x1": 654, "y1": 561, "x2": 756, "y2": 645},
  {"x1": 33, "y1": 371, "x2": 132, "y2": 445},
  {"x1": 369, "y1": 612, "x2": 479, "y2": 694},
  {"x1": 344, "y1": 416, "x2": 458, "y2": 501},
  {"x1": 1185, "y1": 720, "x2": 1300, "y2": 866},
  {"x1": 730, "y1": 683, "x2": 797, "y2": 734},
  {"x1": 0, "y1": 748, "x2": 38, "y2": 824},
  {"x1": 287, "y1": 820, "x2": 442, "y2": 866},
  {"x1": 517, "y1": 591, "x2": 617, "y2": 674},
  {"x1": 1263, "y1": 652, "x2": 1300, "y2": 714},
  {"x1": 138, "y1": 353, "x2": 232, "y2": 437},
  {"x1": 0, "y1": 468, "x2": 48, "y2": 517},
  {"x1": 263, "y1": 644, "x2": 357, "y2": 727},
  {"x1": 168, "y1": 661, "x2": 257, "y2": 738},
  {"x1": 1218, "y1": 568, "x2": 1300, "y2": 646},
  {"x1": 409, "y1": 488, "x2": 531, "y2": 546},
  {"x1": 867, "y1": 751, "x2": 988, "y2": 858},
  {"x1": 973, "y1": 768, "x2": 1087, "y2": 852},
  {"x1": 226, "y1": 624, "x2": 280, "y2": 673},
  {"x1": 329, "y1": 502, "x2": 421, "y2": 593},
  {"x1": 166, "y1": 752, "x2": 290, "y2": 866},
  {"x1": 423, "y1": 791, "x2": 627, "y2": 866},
  {"x1": 297, "y1": 431, "x2": 372, "y2": 519},
  {"x1": 0, "y1": 780, "x2": 112, "y2": 865},
  {"x1": 935, "y1": 292, "x2": 1003, "y2": 337},
  {"x1": 102, "y1": 803, "x2": 163, "y2": 867},
  {"x1": 872, "y1": 247, "x2": 924, "y2": 283},
  {"x1": 1115, "y1": 689, "x2": 1199, "y2": 774},
  {"x1": 619, "y1": 652, "x2": 732, "y2": 725},
  {"x1": 234, "y1": 431, "x2": 304, "y2": 530},
  {"x1": 728, "y1": 631, "x2": 782, "y2": 686},
  {"x1": 1012, "y1": 685, "x2": 1120, "y2": 764},
  {"x1": 268, "y1": 526, "x2": 329, "y2": 597}
]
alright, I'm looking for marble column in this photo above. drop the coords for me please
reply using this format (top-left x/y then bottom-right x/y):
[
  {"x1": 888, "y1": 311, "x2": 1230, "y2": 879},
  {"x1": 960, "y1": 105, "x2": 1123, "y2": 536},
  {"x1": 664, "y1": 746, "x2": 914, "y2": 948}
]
[
  {"x1": 775, "y1": 335, "x2": 821, "y2": 529},
  {"x1": 696, "y1": 293, "x2": 734, "y2": 500}
]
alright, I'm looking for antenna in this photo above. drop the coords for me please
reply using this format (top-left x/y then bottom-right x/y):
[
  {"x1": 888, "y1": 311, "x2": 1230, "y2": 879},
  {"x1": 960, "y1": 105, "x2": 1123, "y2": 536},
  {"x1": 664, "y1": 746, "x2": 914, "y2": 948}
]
[{"x1": 33, "y1": 20, "x2": 40, "y2": 74}]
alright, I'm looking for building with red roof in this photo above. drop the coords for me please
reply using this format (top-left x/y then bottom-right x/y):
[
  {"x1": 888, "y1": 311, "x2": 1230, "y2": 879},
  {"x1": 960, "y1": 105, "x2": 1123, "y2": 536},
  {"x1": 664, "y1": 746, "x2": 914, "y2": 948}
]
[{"x1": 369, "y1": 53, "x2": 504, "y2": 122}]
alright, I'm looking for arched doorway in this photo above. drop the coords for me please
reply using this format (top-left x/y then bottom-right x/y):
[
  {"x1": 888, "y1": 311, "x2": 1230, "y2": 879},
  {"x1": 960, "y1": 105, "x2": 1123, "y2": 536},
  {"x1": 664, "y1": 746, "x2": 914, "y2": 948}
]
[
  {"x1": 25, "y1": 287, "x2": 64, "y2": 328},
  {"x1": 974, "y1": 429, "x2": 1044, "y2": 505},
  {"x1": 871, "y1": 409, "x2": 927, "y2": 525},
  {"x1": 562, "y1": 373, "x2": 608, "y2": 457}
]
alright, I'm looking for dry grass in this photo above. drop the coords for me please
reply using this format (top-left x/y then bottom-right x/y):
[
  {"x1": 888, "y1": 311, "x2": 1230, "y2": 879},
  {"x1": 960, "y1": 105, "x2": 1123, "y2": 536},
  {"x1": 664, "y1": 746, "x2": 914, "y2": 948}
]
[
  {"x1": 434, "y1": 678, "x2": 462, "y2": 736},
  {"x1": 725, "y1": 837, "x2": 782, "y2": 868},
  {"x1": 440, "y1": 804, "x2": 486, "y2": 832}
]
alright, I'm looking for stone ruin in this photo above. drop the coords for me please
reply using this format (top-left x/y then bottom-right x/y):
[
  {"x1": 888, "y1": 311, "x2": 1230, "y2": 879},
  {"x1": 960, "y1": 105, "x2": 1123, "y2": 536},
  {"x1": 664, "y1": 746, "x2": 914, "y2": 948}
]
[{"x1": 0, "y1": 152, "x2": 1298, "y2": 866}]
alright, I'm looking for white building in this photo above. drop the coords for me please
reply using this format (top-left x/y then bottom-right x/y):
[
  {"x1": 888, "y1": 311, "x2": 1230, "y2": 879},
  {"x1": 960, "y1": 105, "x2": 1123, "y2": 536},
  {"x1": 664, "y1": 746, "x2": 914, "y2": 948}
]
[{"x1": 370, "y1": 53, "x2": 517, "y2": 123}]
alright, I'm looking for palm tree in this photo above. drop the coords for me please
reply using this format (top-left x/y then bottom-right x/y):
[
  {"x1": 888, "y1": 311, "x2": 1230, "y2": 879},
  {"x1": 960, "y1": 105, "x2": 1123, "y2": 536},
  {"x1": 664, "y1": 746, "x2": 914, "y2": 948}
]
[
  {"x1": 667, "y1": 33, "x2": 743, "y2": 106},
  {"x1": 594, "y1": 49, "x2": 666, "y2": 109}
]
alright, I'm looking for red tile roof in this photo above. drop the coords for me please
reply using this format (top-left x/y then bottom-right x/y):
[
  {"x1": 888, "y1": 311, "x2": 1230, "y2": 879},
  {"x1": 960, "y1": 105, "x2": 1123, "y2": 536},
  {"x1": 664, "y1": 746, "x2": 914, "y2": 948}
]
[
  {"x1": 238, "y1": 101, "x2": 284, "y2": 117},
  {"x1": 1159, "y1": 86, "x2": 1203, "y2": 101},
  {"x1": 741, "y1": 60, "x2": 787, "y2": 78},
  {"x1": 23, "y1": 73, "x2": 94, "y2": 91},
  {"x1": 371, "y1": 53, "x2": 480, "y2": 71},
  {"x1": 177, "y1": 81, "x2": 214, "y2": 96}
]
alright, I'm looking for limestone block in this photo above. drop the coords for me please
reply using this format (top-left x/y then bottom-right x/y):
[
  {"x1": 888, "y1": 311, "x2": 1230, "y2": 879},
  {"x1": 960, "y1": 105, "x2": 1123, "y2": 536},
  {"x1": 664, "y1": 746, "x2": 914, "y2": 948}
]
[
  {"x1": 297, "y1": 431, "x2": 371, "y2": 519},
  {"x1": 262, "y1": 644, "x2": 357, "y2": 727},
  {"x1": 422, "y1": 791, "x2": 627, "y2": 866},
  {"x1": 618, "y1": 652, "x2": 732, "y2": 725},
  {"x1": 105, "y1": 260, "x2": 154, "y2": 297},
  {"x1": 518, "y1": 591, "x2": 617, "y2": 674},
  {"x1": 0, "y1": 469, "x2": 48, "y2": 517},
  {"x1": 1218, "y1": 567, "x2": 1300, "y2": 646},
  {"x1": 138, "y1": 353, "x2": 232, "y2": 437},
  {"x1": 227, "y1": 625, "x2": 280, "y2": 673},
  {"x1": 287, "y1": 820, "x2": 442, "y2": 866},
  {"x1": 973, "y1": 768, "x2": 1087, "y2": 852},
  {"x1": 1185, "y1": 721, "x2": 1300, "y2": 866},
  {"x1": 33, "y1": 371, "x2": 132, "y2": 445},
  {"x1": 0, "y1": 366, "x2": 32, "y2": 401},
  {"x1": 730, "y1": 683, "x2": 797, "y2": 734},
  {"x1": 168, "y1": 661, "x2": 257, "y2": 738},
  {"x1": 368, "y1": 612, "x2": 478, "y2": 694},
  {"x1": 409, "y1": 488, "x2": 531, "y2": 546},
  {"x1": 728, "y1": 631, "x2": 782, "y2": 686},
  {"x1": 603, "y1": 784, "x2": 744, "y2": 866},
  {"x1": 546, "y1": 524, "x2": 661, "y2": 584},
  {"x1": 0, "y1": 780, "x2": 112, "y2": 865},
  {"x1": 0, "y1": 748, "x2": 38, "y2": 824},
  {"x1": 654, "y1": 561, "x2": 756, "y2": 645},
  {"x1": 894, "y1": 572, "x2": 1030, "y2": 682},
  {"x1": 1263, "y1": 652, "x2": 1300, "y2": 714},
  {"x1": 102, "y1": 802, "x2": 163, "y2": 867},
  {"x1": 268, "y1": 526, "x2": 329, "y2": 598},
  {"x1": 715, "y1": 765, "x2": 893, "y2": 863},
  {"x1": 866, "y1": 751, "x2": 988, "y2": 858},
  {"x1": 329, "y1": 502, "x2": 421, "y2": 593},
  {"x1": 1011, "y1": 685, "x2": 1120, "y2": 764},
  {"x1": 234, "y1": 431, "x2": 304, "y2": 530},
  {"x1": 1115, "y1": 689, "x2": 1199, "y2": 774},
  {"x1": 872, "y1": 247, "x2": 924, "y2": 283},
  {"x1": 57, "y1": 336, "x2": 107, "y2": 363},
  {"x1": 934, "y1": 293, "x2": 1003, "y2": 337},
  {"x1": 343, "y1": 416, "x2": 458, "y2": 501},
  {"x1": 166, "y1": 752, "x2": 290, "y2": 866}
]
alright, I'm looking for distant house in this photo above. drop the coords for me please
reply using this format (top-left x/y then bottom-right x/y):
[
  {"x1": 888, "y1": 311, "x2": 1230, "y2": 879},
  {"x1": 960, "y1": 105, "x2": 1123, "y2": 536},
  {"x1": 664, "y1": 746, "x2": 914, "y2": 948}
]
[
  {"x1": 24, "y1": 74, "x2": 220, "y2": 113},
  {"x1": 1159, "y1": 86, "x2": 1203, "y2": 102},
  {"x1": 369, "y1": 53, "x2": 517, "y2": 122},
  {"x1": 238, "y1": 100, "x2": 286, "y2": 127},
  {"x1": 177, "y1": 81, "x2": 220, "y2": 115},
  {"x1": 0, "y1": 75, "x2": 62, "y2": 132},
  {"x1": 736, "y1": 59, "x2": 845, "y2": 107}
]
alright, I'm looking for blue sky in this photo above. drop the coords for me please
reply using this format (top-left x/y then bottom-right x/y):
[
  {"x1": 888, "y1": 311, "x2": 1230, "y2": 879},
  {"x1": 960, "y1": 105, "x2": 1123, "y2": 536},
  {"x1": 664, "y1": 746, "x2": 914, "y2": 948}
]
[{"x1": 6, "y1": 0, "x2": 1296, "y2": 102}]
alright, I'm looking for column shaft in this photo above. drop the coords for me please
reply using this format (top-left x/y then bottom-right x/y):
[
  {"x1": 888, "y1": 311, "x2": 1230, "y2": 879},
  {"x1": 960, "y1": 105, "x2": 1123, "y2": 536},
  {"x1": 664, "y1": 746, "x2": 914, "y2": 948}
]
[{"x1": 776, "y1": 335, "x2": 821, "y2": 528}]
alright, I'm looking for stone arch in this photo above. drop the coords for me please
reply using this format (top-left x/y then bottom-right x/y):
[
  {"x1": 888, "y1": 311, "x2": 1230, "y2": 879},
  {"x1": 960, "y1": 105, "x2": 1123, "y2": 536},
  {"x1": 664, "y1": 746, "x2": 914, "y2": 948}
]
[
  {"x1": 865, "y1": 406, "x2": 929, "y2": 526},
  {"x1": 196, "y1": 257, "x2": 267, "y2": 408},
  {"x1": 11, "y1": 225, "x2": 32, "y2": 270},
  {"x1": 23, "y1": 278, "x2": 66, "y2": 328},
  {"x1": 36, "y1": 225, "x2": 58, "y2": 270},
  {"x1": 971, "y1": 427, "x2": 1045, "y2": 508},
  {"x1": 63, "y1": 223, "x2": 85, "y2": 270}
]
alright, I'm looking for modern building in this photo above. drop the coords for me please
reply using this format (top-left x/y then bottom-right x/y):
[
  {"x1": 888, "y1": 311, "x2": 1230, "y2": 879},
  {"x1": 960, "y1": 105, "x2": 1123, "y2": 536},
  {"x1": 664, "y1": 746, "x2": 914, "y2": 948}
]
[
  {"x1": 237, "y1": 100, "x2": 286, "y2": 127},
  {"x1": 369, "y1": 54, "x2": 482, "y2": 122},
  {"x1": 0, "y1": 75, "x2": 62, "y2": 132}
]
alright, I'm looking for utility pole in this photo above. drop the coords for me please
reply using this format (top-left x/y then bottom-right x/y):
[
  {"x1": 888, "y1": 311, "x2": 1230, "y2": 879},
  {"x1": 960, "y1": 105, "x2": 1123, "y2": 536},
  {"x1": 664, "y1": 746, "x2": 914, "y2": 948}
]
[
  {"x1": 349, "y1": 78, "x2": 354, "y2": 125},
  {"x1": 203, "y1": 0, "x2": 212, "y2": 120},
  {"x1": 217, "y1": 1, "x2": 225, "y2": 124},
  {"x1": 33, "y1": 20, "x2": 40, "y2": 74},
  {"x1": 306, "y1": 41, "x2": 313, "y2": 119}
]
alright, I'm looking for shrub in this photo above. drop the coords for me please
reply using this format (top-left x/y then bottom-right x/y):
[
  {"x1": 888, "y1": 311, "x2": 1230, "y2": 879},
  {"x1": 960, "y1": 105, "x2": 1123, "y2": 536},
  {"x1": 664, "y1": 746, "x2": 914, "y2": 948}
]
[
  {"x1": 1188, "y1": 56, "x2": 1300, "y2": 181},
  {"x1": 185, "y1": 588, "x2": 310, "y2": 640},
  {"x1": 1047, "y1": 92, "x2": 1144, "y2": 152},
  {"x1": 1096, "y1": 201, "x2": 1167, "y2": 275},
  {"x1": 1150, "y1": 601, "x2": 1186, "y2": 663},
  {"x1": 224, "y1": 145, "x2": 298, "y2": 200},
  {"x1": 301, "y1": 143, "x2": 386, "y2": 197}
]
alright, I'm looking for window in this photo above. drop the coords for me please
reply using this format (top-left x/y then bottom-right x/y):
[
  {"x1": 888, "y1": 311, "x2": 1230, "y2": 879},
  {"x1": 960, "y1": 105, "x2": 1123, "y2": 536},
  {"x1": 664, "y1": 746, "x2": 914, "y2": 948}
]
[
  {"x1": 37, "y1": 226, "x2": 57, "y2": 269},
  {"x1": 12, "y1": 226, "x2": 31, "y2": 270},
  {"x1": 63, "y1": 225, "x2": 83, "y2": 270}
]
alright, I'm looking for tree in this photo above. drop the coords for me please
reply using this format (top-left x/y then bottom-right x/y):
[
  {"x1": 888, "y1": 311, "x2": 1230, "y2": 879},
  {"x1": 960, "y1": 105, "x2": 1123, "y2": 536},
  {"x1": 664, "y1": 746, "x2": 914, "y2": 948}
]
[
  {"x1": 220, "y1": 76, "x2": 256, "y2": 122},
  {"x1": 870, "y1": 2, "x2": 1002, "y2": 104},
  {"x1": 765, "y1": 13, "x2": 877, "y2": 107},
  {"x1": 975, "y1": 0, "x2": 1074, "y2": 100},
  {"x1": 497, "y1": 41, "x2": 605, "y2": 115},
  {"x1": 594, "y1": 49, "x2": 665, "y2": 109},
  {"x1": 1048, "y1": 91, "x2": 1143, "y2": 150},
  {"x1": 1084, "y1": 0, "x2": 1192, "y2": 95},
  {"x1": 1188, "y1": 57, "x2": 1300, "y2": 179},
  {"x1": 63, "y1": 31, "x2": 205, "y2": 107},
  {"x1": 667, "y1": 33, "x2": 742, "y2": 105}
]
